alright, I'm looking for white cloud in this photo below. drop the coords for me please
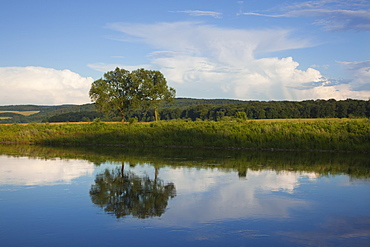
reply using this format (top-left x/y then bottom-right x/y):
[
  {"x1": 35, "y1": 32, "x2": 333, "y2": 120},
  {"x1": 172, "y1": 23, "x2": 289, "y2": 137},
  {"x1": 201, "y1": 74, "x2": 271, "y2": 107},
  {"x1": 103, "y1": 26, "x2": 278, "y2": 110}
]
[
  {"x1": 0, "y1": 66, "x2": 94, "y2": 105},
  {"x1": 243, "y1": 0, "x2": 370, "y2": 31},
  {"x1": 107, "y1": 22, "x2": 310, "y2": 58},
  {"x1": 338, "y1": 60, "x2": 370, "y2": 91},
  {"x1": 101, "y1": 21, "x2": 370, "y2": 100},
  {"x1": 284, "y1": 60, "x2": 370, "y2": 100},
  {"x1": 104, "y1": 22, "x2": 332, "y2": 100},
  {"x1": 229, "y1": 57, "x2": 328, "y2": 100},
  {"x1": 91, "y1": 21, "x2": 370, "y2": 100},
  {"x1": 170, "y1": 10, "x2": 222, "y2": 18}
]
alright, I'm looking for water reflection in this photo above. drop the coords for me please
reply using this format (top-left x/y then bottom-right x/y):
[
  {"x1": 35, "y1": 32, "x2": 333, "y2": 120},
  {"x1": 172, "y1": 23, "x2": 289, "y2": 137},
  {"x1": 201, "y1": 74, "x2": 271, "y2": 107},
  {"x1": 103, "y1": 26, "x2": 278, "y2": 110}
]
[
  {"x1": 1, "y1": 144, "x2": 369, "y2": 179},
  {"x1": 0, "y1": 155, "x2": 93, "y2": 186},
  {"x1": 0, "y1": 144, "x2": 369, "y2": 246},
  {"x1": 278, "y1": 216, "x2": 370, "y2": 246},
  {"x1": 132, "y1": 167, "x2": 313, "y2": 225},
  {"x1": 90, "y1": 164, "x2": 176, "y2": 218}
]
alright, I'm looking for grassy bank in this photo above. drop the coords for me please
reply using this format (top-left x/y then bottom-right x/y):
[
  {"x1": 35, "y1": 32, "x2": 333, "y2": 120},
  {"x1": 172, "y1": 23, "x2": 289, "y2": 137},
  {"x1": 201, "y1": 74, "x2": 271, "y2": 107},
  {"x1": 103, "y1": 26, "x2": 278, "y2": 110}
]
[{"x1": 0, "y1": 118, "x2": 369, "y2": 152}]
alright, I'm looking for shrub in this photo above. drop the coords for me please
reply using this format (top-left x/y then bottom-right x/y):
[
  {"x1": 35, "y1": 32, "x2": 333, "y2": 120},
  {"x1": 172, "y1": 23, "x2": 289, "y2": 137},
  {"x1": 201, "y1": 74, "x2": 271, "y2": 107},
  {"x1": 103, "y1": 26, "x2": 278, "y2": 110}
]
[{"x1": 129, "y1": 117, "x2": 138, "y2": 124}]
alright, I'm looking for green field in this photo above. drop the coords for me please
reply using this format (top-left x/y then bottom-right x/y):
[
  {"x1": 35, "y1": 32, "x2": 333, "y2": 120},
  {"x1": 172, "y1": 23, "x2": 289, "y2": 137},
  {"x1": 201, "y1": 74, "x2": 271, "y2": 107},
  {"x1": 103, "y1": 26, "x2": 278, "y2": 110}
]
[
  {"x1": 0, "y1": 118, "x2": 369, "y2": 152},
  {"x1": 0, "y1": 111, "x2": 40, "y2": 116}
]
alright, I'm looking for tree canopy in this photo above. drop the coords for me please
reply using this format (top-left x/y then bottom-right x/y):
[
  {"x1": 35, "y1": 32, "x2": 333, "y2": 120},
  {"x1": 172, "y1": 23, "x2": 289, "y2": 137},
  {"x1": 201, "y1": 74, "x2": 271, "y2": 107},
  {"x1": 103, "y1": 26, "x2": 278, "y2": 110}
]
[
  {"x1": 131, "y1": 68, "x2": 176, "y2": 121},
  {"x1": 89, "y1": 67, "x2": 175, "y2": 121}
]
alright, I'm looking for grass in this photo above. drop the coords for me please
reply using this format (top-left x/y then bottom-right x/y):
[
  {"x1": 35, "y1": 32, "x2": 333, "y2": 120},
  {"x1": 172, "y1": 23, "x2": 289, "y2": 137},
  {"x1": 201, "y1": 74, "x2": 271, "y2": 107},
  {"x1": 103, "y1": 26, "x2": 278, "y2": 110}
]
[
  {"x1": 0, "y1": 118, "x2": 369, "y2": 152},
  {"x1": 0, "y1": 111, "x2": 40, "y2": 116}
]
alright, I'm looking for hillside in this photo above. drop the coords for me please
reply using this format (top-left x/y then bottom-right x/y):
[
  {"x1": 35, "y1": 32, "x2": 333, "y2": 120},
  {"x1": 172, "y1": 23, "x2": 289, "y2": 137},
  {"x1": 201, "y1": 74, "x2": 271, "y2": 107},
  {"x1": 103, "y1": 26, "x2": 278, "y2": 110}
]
[
  {"x1": 0, "y1": 98, "x2": 369, "y2": 123},
  {"x1": 0, "y1": 98, "x2": 243, "y2": 123}
]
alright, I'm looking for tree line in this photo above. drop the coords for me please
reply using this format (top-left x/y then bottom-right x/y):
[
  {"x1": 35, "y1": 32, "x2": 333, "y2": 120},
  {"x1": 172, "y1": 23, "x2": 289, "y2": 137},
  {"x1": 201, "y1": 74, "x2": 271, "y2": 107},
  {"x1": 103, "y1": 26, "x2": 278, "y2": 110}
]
[
  {"x1": 33, "y1": 98, "x2": 370, "y2": 122},
  {"x1": 129, "y1": 98, "x2": 370, "y2": 122},
  {"x1": 1, "y1": 98, "x2": 369, "y2": 123}
]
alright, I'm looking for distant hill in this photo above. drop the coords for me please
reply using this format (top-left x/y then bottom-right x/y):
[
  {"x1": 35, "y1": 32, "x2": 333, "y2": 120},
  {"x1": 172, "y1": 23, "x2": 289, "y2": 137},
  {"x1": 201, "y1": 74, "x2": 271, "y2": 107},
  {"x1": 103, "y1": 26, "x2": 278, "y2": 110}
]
[
  {"x1": 1, "y1": 98, "x2": 369, "y2": 123},
  {"x1": 162, "y1": 98, "x2": 245, "y2": 108},
  {"x1": 0, "y1": 104, "x2": 95, "y2": 123},
  {"x1": 0, "y1": 104, "x2": 75, "y2": 112}
]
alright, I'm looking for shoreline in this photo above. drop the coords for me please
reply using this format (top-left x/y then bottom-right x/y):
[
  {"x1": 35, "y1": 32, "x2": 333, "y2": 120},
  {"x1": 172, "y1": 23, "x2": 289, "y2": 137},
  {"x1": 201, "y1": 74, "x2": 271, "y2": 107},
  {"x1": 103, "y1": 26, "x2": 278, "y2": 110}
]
[{"x1": 0, "y1": 141, "x2": 364, "y2": 154}]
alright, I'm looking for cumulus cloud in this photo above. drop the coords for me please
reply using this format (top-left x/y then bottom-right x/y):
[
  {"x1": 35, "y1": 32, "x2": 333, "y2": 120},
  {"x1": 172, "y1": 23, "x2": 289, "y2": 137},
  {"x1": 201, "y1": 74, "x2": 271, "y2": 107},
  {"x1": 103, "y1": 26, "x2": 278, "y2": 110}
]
[
  {"x1": 100, "y1": 21, "x2": 370, "y2": 100},
  {"x1": 292, "y1": 60, "x2": 370, "y2": 100},
  {"x1": 0, "y1": 66, "x2": 94, "y2": 105},
  {"x1": 242, "y1": 0, "x2": 370, "y2": 31}
]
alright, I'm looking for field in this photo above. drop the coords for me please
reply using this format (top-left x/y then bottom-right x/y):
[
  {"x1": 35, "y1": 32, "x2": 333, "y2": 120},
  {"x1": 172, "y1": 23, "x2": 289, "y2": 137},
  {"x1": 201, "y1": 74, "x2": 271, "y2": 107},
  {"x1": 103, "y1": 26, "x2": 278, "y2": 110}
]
[
  {"x1": 0, "y1": 111, "x2": 40, "y2": 116},
  {"x1": 0, "y1": 118, "x2": 369, "y2": 152}
]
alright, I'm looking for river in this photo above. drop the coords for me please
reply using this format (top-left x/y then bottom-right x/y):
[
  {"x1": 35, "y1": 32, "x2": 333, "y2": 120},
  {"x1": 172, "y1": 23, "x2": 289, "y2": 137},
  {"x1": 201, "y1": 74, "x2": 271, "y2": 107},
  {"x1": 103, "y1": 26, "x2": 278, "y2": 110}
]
[{"x1": 0, "y1": 145, "x2": 369, "y2": 246}]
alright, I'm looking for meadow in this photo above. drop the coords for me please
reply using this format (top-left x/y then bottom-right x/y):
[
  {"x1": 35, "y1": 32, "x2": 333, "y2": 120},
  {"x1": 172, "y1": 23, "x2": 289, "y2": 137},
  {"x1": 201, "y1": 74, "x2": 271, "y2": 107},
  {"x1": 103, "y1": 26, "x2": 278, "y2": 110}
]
[
  {"x1": 0, "y1": 111, "x2": 40, "y2": 116},
  {"x1": 0, "y1": 118, "x2": 369, "y2": 152}
]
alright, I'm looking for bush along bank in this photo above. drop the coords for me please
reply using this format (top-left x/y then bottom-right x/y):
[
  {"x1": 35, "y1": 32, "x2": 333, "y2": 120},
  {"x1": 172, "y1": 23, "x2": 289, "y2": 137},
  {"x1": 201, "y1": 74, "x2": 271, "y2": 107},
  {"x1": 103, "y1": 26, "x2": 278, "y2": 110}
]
[{"x1": 0, "y1": 119, "x2": 369, "y2": 152}]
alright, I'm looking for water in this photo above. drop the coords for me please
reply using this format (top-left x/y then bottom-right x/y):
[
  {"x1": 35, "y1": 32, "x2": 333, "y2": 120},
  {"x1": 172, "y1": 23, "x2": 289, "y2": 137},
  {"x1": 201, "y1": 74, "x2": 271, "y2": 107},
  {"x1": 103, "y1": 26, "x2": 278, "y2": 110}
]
[{"x1": 0, "y1": 145, "x2": 369, "y2": 246}]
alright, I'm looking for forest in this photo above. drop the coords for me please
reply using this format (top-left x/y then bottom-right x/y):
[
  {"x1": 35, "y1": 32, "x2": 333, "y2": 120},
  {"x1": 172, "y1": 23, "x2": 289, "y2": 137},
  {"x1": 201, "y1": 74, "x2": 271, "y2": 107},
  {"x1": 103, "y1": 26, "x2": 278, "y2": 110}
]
[{"x1": 0, "y1": 98, "x2": 369, "y2": 123}]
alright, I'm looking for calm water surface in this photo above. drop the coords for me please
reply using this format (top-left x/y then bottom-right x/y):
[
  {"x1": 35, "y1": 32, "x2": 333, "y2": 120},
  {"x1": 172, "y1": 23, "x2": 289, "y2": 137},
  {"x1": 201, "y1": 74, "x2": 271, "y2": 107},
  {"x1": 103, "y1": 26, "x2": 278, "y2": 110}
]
[{"x1": 0, "y1": 145, "x2": 369, "y2": 246}]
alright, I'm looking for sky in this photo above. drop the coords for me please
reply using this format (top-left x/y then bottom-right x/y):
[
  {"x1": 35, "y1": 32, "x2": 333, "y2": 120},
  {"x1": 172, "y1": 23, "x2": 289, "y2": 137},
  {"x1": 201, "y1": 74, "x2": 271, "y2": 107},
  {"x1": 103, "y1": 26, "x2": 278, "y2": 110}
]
[{"x1": 0, "y1": 0, "x2": 369, "y2": 105}]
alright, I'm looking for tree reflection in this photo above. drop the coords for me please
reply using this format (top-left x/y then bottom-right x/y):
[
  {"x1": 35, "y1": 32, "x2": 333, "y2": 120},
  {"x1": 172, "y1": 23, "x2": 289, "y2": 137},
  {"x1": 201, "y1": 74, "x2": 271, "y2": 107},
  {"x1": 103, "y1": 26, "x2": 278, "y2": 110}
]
[{"x1": 90, "y1": 164, "x2": 176, "y2": 218}]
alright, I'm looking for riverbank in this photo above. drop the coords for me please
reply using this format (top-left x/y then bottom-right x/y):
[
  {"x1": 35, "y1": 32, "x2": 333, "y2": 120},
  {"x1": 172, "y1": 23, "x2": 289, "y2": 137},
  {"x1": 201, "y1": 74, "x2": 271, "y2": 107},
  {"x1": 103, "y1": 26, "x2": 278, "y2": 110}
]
[{"x1": 0, "y1": 118, "x2": 369, "y2": 152}]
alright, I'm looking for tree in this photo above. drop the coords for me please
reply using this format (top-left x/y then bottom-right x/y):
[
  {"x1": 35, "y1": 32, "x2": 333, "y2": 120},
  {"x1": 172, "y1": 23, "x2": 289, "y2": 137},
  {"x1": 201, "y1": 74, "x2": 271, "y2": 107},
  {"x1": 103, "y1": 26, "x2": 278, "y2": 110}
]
[
  {"x1": 131, "y1": 69, "x2": 176, "y2": 121},
  {"x1": 89, "y1": 67, "x2": 175, "y2": 122},
  {"x1": 89, "y1": 68, "x2": 138, "y2": 121},
  {"x1": 236, "y1": 111, "x2": 247, "y2": 121}
]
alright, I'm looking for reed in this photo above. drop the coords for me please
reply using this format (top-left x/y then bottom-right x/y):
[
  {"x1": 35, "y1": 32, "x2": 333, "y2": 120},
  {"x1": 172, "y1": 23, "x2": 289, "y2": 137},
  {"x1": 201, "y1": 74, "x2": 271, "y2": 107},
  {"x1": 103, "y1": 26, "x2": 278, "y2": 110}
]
[{"x1": 0, "y1": 118, "x2": 369, "y2": 152}]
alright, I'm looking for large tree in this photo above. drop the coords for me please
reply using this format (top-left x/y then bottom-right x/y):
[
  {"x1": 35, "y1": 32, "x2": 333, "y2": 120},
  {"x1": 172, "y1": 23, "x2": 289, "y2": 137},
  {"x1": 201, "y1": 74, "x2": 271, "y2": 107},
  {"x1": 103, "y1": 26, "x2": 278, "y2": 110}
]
[
  {"x1": 131, "y1": 68, "x2": 176, "y2": 121},
  {"x1": 89, "y1": 68, "x2": 137, "y2": 121},
  {"x1": 89, "y1": 67, "x2": 175, "y2": 121}
]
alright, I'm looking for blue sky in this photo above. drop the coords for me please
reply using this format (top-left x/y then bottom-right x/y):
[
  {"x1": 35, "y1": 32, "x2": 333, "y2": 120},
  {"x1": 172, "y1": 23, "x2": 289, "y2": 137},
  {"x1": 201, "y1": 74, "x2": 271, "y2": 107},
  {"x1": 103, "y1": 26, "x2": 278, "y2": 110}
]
[{"x1": 0, "y1": 0, "x2": 369, "y2": 105}]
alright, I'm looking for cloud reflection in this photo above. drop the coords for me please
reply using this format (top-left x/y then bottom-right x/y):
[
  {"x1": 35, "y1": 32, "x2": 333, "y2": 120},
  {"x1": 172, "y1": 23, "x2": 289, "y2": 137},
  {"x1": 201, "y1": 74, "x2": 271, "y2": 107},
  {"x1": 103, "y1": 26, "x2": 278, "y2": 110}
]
[
  {"x1": 156, "y1": 167, "x2": 318, "y2": 225},
  {"x1": 0, "y1": 156, "x2": 94, "y2": 186}
]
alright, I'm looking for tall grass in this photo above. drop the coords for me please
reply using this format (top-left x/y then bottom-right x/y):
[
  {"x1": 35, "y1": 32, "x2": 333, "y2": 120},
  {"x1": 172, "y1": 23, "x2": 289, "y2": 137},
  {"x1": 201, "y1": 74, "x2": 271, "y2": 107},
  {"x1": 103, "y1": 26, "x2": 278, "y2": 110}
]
[{"x1": 0, "y1": 118, "x2": 369, "y2": 152}]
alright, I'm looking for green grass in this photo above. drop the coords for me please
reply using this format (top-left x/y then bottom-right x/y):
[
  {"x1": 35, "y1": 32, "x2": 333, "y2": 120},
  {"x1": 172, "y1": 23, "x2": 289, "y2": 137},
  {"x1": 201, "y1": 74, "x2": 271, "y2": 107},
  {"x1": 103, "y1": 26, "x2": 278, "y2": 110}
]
[{"x1": 0, "y1": 118, "x2": 369, "y2": 152}]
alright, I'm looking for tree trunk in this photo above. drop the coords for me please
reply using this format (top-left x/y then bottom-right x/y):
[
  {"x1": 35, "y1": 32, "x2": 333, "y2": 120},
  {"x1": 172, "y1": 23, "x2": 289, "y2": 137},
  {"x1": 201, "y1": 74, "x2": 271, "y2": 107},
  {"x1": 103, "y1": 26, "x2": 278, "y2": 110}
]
[
  {"x1": 121, "y1": 162, "x2": 125, "y2": 178},
  {"x1": 120, "y1": 110, "x2": 125, "y2": 122},
  {"x1": 154, "y1": 106, "x2": 159, "y2": 121}
]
